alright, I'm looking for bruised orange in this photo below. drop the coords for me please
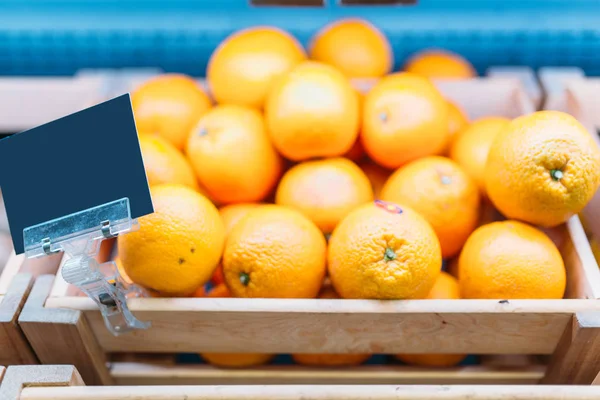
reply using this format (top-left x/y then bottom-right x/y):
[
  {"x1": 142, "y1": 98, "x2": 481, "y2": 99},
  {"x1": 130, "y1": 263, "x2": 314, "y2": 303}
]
[
  {"x1": 485, "y1": 111, "x2": 600, "y2": 227},
  {"x1": 450, "y1": 117, "x2": 510, "y2": 196},
  {"x1": 381, "y1": 156, "x2": 480, "y2": 258},
  {"x1": 132, "y1": 74, "x2": 211, "y2": 150},
  {"x1": 207, "y1": 27, "x2": 306, "y2": 108},
  {"x1": 276, "y1": 157, "x2": 373, "y2": 234},
  {"x1": 328, "y1": 201, "x2": 442, "y2": 299},
  {"x1": 404, "y1": 50, "x2": 476, "y2": 80},
  {"x1": 223, "y1": 205, "x2": 327, "y2": 298},
  {"x1": 118, "y1": 185, "x2": 225, "y2": 296},
  {"x1": 309, "y1": 18, "x2": 392, "y2": 78},
  {"x1": 459, "y1": 221, "x2": 566, "y2": 299},
  {"x1": 186, "y1": 105, "x2": 282, "y2": 205},
  {"x1": 362, "y1": 73, "x2": 449, "y2": 169},
  {"x1": 139, "y1": 135, "x2": 199, "y2": 190},
  {"x1": 265, "y1": 61, "x2": 360, "y2": 161}
]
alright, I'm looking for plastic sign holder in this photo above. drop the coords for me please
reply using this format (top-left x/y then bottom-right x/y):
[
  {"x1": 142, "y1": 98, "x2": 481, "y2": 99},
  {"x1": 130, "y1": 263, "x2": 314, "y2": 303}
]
[
  {"x1": 0, "y1": 94, "x2": 154, "y2": 336},
  {"x1": 23, "y1": 198, "x2": 150, "y2": 335}
]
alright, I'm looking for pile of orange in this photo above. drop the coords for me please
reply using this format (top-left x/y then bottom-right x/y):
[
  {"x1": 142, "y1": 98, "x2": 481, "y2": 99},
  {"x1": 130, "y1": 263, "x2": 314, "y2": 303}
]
[{"x1": 116, "y1": 19, "x2": 600, "y2": 370}]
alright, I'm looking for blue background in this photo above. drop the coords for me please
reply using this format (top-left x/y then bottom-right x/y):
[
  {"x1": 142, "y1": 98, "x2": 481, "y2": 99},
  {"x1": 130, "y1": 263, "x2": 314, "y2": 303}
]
[{"x1": 0, "y1": 0, "x2": 598, "y2": 76}]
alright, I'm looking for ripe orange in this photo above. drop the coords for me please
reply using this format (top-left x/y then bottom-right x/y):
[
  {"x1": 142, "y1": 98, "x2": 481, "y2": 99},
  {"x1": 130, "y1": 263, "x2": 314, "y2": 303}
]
[
  {"x1": 381, "y1": 156, "x2": 480, "y2": 258},
  {"x1": 193, "y1": 283, "x2": 231, "y2": 298},
  {"x1": 309, "y1": 18, "x2": 392, "y2": 78},
  {"x1": 362, "y1": 73, "x2": 449, "y2": 169},
  {"x1": 139, "y1": 134, "x2": 199, "y2": 190},
  {"x1": 293, "y1": 283, "x2": 371, "y2": 366},
  {"x1": 186, "y1": 105, "x2": 282, "y2": 205},
  {"x1": 209, "y1": 203, "x2": 263, "y2": 286},
  {"x1": 132, "y1": 74, "x2": 211, "y2": 150},
  {"x1": 423, "y1": 270, "x2": 460, "y2": 300},
  {"x1": 265, "y1": 61, "x2": 360, "y2": 161},
  {"x1": 207, "y1": 27, "x2": 306, "y2": 108},
  {"x1": 119, "y1": 185, "x2": 225, "y2": 296},
  {"x1": 201, "y1": 353, "x2": 274, "y2": 368},
  {"x1": 328, "y1": 201, "x2": 442, "y2": 299},
  {"x1": 223, "y1": 205, "x2": 327, "y2": 298},
  {"x1": 395, "y1": 271, "x2": 466, "y2": 367},
  {"x1": 485, "y1": 111, "x2": 600, "y2": 227},
  {"x1": 276, "y1": 157, "x2": 373, "y2": 234},
  {"x1": 445, "y1": 100, "x2": 469, "y2": 150},
  {"x1": 404, "y1": 50, "x2": 476, "y2": 80},
  {"x1": 359, "y1": 161, "x2": 391, "y2": 199},
  {"x1": 220, "y1": 203, "x2": 264, "y2": 236},
  {"x1": 459, "y1": 220, "x2": 566, "y2": 299},
  {"x1": 450, "y1": 117, "x2": 510, "y2": 196}
]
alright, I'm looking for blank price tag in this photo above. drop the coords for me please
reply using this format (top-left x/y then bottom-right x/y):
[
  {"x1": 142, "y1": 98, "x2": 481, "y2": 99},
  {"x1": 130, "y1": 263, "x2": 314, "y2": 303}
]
[{"x1": 0, "y1": 94, "x2": 154, "y2": 254}]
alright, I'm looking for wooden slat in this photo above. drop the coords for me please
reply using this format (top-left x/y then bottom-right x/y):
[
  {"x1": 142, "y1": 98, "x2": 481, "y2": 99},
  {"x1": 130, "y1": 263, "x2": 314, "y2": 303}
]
[
  {"x1": 18, "y1": 276, "x2": 113, "y2": 385},
  {"x1": 19, "y1": 384, "x2": 600, "y2": 400},
  {"x1": 0, "y1": 274, "x2": 37, "y2": 365},
  {"x1": 44, "y1": 297, "x2": 600, "y2": 354},
  {"x1": 0, "y1": 253, "x2": 22, "y2": 296},
  {"x1": 0, "y1": 365, "x2": 84, "y2": 400},
  {"x1": 542, "y1": 312, "x2": 600, "y2": 384},
  {"x1": 564, "y1": 217, "x2": 600, "y2": 299},
  {"x1": 110, "y1": 362, "x2": 545, "y2": 386}
]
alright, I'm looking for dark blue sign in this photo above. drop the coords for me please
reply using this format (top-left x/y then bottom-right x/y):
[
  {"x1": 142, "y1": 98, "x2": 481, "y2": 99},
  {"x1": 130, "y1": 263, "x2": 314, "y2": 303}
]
[{"x1": 0, "y1": 94, "x2": 154, "y2": 254}]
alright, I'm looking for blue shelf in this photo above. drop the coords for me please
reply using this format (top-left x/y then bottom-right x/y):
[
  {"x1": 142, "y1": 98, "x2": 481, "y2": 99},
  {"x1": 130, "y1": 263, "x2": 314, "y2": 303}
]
[{"x1": 0, "y1": 1, "x2": 599, "y2": 76}]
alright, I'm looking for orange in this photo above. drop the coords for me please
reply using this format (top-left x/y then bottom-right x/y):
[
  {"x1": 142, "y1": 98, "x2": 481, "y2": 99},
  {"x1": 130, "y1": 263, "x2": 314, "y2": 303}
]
[
  {"x1": 132, "y1": 74, "x2": 211, "y2": 150},
  {"x1": 381, "y1": 156, "x2": 480, "y2": 258},
  {"x1": 118, "y1": 185, "x2": 225, "y2": 296},
  {"x1": 445, "y1": 257, "x2": 460, "y2": 279},
  {"x1": 450, "y1": 117, "x2": 510, "y2": 196},
  {"x1": 395, "y1": 271, "x2": 465, "y2": 367},
  {"x1": 113, "y1": 256, "x2": 133, "y2": 285},
  {"x1": 201, "y1": 353, "x2": 274, "y2": 368},
  {"x1": 309, "y1": 18, "x2": 392, "y2": 78},
  {"x1": 445, "y1": 100, "x2": 469, "y2": 151},
  {"x1": 139, "y1": 134, "x2": 199, "y2": 190},
  {"x1": 293, "y1": 283, "x2": 371, "y2": 367},
  {"x1": 362, "y1": 73, "x2": 449, "y2": 169},
  {"x1": 328, "y1": 201, "x2": 442, "y2": 299},
  {"x1": 223, "y1": 205, "x2": 327, "y2": 298},
  {"x1": 404, "y1": 50, "x2": 476, "y2": 80},
  {"x1": 359, "y1": 161, "x2": 391, "y2": 199},
  {"x1": 423, "y1": 271, "x2": 460, "y2": 300},
  {"x1": 194, "y1": 282, "x2": 231, "y2": 298},
  {"x1": 459, "y1": 220, "x2": 566, "y2": 299},
  {"x1": 209, "y1": 203, "x2": 263, "y2": 286},
  {"x1": 265, "y1": 61, "x2": 360, "y2": 161},
  {"x1": 220, "y1": 203, "x2": 264, "y2": 236},
  {"x1": 485, "y1": 111, "x2": 600, "y2": 227},
  {"x1": 186, "y1": 105, "x2": 282, "y2": 205},
  {"x1": 276, "y1": 157, "x2": 373, "y2": 234},
  {"x1": 207, "y1": 27, "x2": 306, "y2": 109}
]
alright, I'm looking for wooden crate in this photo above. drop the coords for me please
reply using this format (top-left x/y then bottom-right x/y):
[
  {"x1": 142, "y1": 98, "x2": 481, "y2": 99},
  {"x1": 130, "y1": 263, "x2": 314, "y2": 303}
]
[
  {"x1": 6, "y1": 77, "x2": 600, "y2": 387},
  {"x1": 1, "y1": 365, "x2": 600, "y2": 400}
]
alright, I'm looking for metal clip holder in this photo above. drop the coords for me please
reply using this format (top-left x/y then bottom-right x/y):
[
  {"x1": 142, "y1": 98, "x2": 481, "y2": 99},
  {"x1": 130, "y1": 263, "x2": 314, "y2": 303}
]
[{"x1": 23, "y1": 198, "x2": 150, "y2": 335}]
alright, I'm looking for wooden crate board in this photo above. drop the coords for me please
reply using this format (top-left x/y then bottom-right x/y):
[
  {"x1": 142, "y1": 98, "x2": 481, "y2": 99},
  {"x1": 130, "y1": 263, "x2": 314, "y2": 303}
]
[
  {"x1": 8, "y1": 76, "x2": 600, "y2": 386},
  {"x1": 15, "y1": 383, "x2": 600, "y2": 400},
  {"x1": 109, "y1": 361, "x2": 546, "y2": 386}
]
